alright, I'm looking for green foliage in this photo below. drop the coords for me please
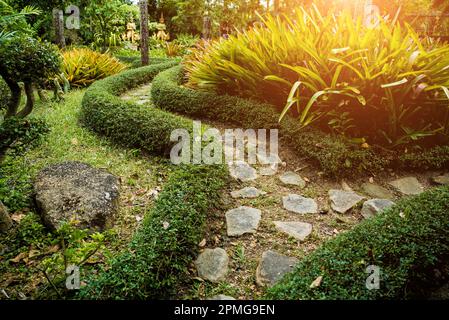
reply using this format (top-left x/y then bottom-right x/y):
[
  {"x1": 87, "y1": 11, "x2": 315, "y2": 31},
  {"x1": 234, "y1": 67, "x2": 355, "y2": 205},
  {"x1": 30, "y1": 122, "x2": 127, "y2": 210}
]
[
  {"x1": 0, "y1": 35, "x2": 61, "y2": 85},
  {"x1": 16, "y1": 213, "x2": 51, "y2": 247},
  {"x1": 0, "y1": 117, "x2": 50, "y2": 156},
  {"x1": 0, "y1": 77, "x2": 10, "y2": 109},
  {"x1": 185, "y1": 8, "x2": 449, "y2": 148},
  {"x1": 267, "y1": 186, "x2": 449, "y2": 300},
  {"x1": 152, "y1": 65, "x2": 449, "y2": 176},
  {"x1": 79, "y1": 164, "x2": 227, "y2": 299},
  {"x1": 0, "y1": 0, "x2": 41, "y2": 42},
  {"x1": 62, "y1": 48, "x2": 127, "y2": 88},
  {"x1": 81, "y1": 59, "x2": 194, "y2": 155},
  {"x1": 0, "y1": 157, "x2": 34, "y2": 212}
]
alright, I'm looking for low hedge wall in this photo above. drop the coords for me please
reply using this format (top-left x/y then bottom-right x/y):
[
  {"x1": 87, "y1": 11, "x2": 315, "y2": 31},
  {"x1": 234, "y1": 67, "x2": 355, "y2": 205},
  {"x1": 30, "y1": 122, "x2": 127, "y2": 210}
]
[
  {"x1": 266, "y1": 186, "x2": 449, "y2": 300},
  {"x1": 151, "y1": 65, "x2": 449, "y2": 176},
  {"x1": 80, "y1": 61, "x2": 229, "y2": 299},
  {"x1": 115, "y1": 56, "x2": 172, "y2": 69},
  {"x1": 81, "y1": 60, "x2": 193, "y2": 156},
  {"x1": 79, "y1": 164, "x2": 227, "y2": 299}
]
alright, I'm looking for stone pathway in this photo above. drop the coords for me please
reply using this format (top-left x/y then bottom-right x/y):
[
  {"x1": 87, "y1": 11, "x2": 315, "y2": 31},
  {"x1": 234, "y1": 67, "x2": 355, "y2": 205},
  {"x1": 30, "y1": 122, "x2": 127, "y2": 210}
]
[
  {"x1": 192, "y1": 155, "x2": 448, "y2": 299},
  {"x1": 120, "y1": 82, "x2": 447, "y2": 300},
  {"x1": 121, "y1": 83, "x2": 153, "y2": 105}
]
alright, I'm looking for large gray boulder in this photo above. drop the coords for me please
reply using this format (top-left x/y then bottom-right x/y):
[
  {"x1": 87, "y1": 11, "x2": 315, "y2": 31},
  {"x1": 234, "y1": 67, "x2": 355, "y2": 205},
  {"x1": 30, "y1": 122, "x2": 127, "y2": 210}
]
[{"x1": 34, "y1": 162, "x2": 120, "y2": 231}]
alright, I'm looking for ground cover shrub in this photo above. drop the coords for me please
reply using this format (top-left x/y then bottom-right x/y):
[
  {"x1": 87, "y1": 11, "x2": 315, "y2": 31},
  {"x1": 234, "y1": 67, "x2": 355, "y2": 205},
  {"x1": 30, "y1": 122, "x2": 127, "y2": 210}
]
[
  {"x1": 0, "y1": 35, "x2": 61, "y2": 118},
  {"x1": 62, "y1": 48, "x2": 127, "y2": 88},
  {"x1": 266, "y1": 186, "x2": 449, "y2": 300},
  {"x1": 0, "y1": 117, "x2": 49, "y2": 158},
  {"x1": 81, "y1": 60, "x2": 192, "y2": 155},
  {"x1": 185, "y1": 7, "x2": 449, "y2": 149}
]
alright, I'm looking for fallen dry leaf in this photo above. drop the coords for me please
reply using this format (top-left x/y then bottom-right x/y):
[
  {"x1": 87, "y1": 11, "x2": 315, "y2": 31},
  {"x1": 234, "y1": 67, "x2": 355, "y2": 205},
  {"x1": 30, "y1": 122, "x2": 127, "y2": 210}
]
[
  {"x1": 310, "y1": 276, "x2": 323, "y2": 289},
  {"x1": 11, "y1": 213, "x2": 26, "y2": 223},
  {"x1": 10, "y1": 252, "x2": 28, "y2": 263},
  {"x1": 198, "y1": 239, "x2": 207, "y2": 247}
]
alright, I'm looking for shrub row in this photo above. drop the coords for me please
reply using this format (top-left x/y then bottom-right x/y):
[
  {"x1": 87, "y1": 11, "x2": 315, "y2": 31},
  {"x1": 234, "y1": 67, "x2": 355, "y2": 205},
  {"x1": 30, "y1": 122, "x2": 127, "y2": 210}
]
[
  {"x1": 266, "y1": 186, "x2": 449, "y2": 300},
  {"x1": 152, "y1": 66, "x2": 449, "y2": 176},
  {"x1": 80, "y1": 61, "x2": 229, "y2": 299},
  {"x1": 115, "y1": 56, "x2": 172, "y2": 69},
  {"x1": 81, "y1": 60, "x2": 192, "y2": 156},
  {"x1": 79, "y1": 164, "x2": 227, "y2": 299}
]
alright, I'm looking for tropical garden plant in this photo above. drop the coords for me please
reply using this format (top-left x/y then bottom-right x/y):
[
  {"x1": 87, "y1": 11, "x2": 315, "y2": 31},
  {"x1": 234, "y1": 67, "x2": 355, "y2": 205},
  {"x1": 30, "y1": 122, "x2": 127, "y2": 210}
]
[
  {"x1": 185, "y1": 6, "x2": 449, "y2": 148},
  {"x1": 61, "y1": 48, "x2": 127, "y2": 87}
]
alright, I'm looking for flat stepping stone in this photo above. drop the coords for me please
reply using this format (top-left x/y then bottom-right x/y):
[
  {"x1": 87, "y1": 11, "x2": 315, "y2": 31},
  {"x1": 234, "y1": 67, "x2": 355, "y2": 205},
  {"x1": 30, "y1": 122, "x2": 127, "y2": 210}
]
[
  {"x1": 226, "y1": 206, "x2": 261, "y2": 236},
  {"x1": 361, "y1": 183, "x2": 394, "y2": 200},
  {"x1": 279, "y1": 171, "x2": 306, "y2": 188},
  {"x1": 229, "y1": 161, "x2": 258, "y2": 182},
  {"x1": 207, "y1": 295, "x2": 236, "y2": 300},
  {"x1": 195, "y1": 248, "x2": 229, "y2": 283},
  {"x1": 259, "y1": 166, "x2": 277, "y2": 176},
  {"x1": 231, "y1": 187, "x2": 266, "y2": 199},
  {"x1": 282, "y1": 194, "x2": 318, "y2": 214},
  {"x1": 274, "y1": 221, "x2": 312, "y2": 241},
  {"x1": 432, "y1": 173, "x2": 449, "y2": 185},
  {"x1": 256, "y1": 250, "x2": 298, "y2": 287},
  {"x1": 329, "y1": 189, "x2": 365, "y2": 214},
  {"x1": 257, "y1": 153, "x2": 282, "y2": 165},
  {"x1": 389, "y1": 177, "x2": 424, "y2": 195},
  {"x1": 361, "y1": 199, "x2": 395, "y2": 219}
]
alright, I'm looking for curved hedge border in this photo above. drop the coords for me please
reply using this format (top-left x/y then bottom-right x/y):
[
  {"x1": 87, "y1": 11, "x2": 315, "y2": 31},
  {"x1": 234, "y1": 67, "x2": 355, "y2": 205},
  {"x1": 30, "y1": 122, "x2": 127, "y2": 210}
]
[
  {"x1": 266, "y1": 186, "x2": 449, "y2": 300},
  {"x1": 151, "y1": 66, "x2": 449, "y2": 176},
  {"x1": 115, "y1": 56, "x2": 171, "y2": 69},
  {"x1": 79, "y1": 61, "x2": 228, "y2": 299}
]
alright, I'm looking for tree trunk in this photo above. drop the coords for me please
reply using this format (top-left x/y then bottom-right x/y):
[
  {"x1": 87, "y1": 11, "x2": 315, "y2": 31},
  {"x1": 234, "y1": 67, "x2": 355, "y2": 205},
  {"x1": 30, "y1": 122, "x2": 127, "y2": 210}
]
[
  {"x1": 17, "y1": 82, "x2": 35, "y2": 118},
  {"x1": 52, "y1": 9, "x2": 66, "y2": 48},
  {"x1": 4, "y1": 78, "x2": 21, "y2": 118},
  {"x1": 139, "y1": 0, "x2": 149, "y2": 66},
  {"x1": 0, "y1": 201, "x2": 12, "y2": 234}
]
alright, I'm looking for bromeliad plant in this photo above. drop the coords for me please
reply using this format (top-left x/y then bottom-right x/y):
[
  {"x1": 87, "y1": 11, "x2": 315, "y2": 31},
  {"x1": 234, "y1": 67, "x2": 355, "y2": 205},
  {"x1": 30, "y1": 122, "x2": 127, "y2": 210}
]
[
  {"x1": 185, "y1": 6, "x2": 449, "y2": 148},
  {"x1": 62, "y1": 48, "x2": 127, "y2": 88}
]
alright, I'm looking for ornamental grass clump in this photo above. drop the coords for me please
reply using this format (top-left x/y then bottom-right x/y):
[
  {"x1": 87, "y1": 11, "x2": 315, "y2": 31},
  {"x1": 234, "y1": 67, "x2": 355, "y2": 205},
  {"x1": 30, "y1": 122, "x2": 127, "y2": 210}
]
[{"x1": 185, "y1": 6, "x2": 449, "y2": 148}]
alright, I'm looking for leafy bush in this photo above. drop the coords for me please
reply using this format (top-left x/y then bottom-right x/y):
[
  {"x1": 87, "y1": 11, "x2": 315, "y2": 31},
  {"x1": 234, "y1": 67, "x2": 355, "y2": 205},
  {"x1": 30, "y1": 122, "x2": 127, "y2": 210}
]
[
  {"x1": 81, "y1": 60, "x2": 193, "y2": 155},
  {"x1": 0, "y1": 117, "x2": 50, "y2": 157},
  {"x1": 0, "y1": 35, "x2": 61, "y2": 118},
  {"x1": 185, "y1": 7, "x2": 449, "y2": 148},
  {"x1": 266, "y1": 186, "x2": 449, "y2": 300},
  {"x1": 79, "y1": 164, "x2": 227, "y2": 299},
  {"x1": 62, "y1": 48, "x2": 127, "y2": 88}
]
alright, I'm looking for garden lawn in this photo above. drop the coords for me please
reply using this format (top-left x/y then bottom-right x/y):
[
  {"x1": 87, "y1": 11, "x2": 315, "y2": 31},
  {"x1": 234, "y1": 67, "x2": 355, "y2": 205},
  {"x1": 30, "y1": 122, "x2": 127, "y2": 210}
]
[{"x1": 0, "y1": 89, "x2": 169, "y2": 299}]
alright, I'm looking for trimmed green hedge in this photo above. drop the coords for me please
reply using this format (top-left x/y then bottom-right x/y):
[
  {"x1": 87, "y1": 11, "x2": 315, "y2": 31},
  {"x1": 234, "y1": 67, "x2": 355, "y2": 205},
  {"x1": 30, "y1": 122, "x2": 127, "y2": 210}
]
[
  {"x1": 80, "y1": 61, "x2": 229, "y2": 299},
  {"x1": 115, "y1": 56, "x2": 172, "y2": 69},
  {"x1": 266, "y1": 186, "x2": 449, "y2": 300},
  {"x1": 79, "y1": 164, "x2": 227, "y2": 299},
  {"x1": 151, "y1": 66, "x2": 449, "y2": 176},
  {"x1": 81, "y1": 60, "x2": 194, "y2": 156}
]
